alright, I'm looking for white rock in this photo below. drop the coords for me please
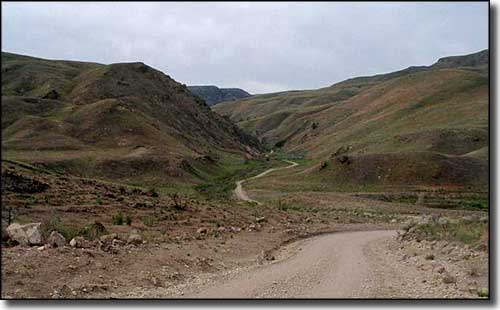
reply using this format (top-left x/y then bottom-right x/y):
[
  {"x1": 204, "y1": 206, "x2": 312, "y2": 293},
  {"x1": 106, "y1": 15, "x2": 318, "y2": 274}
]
[{"x1": 6, "y1": 222, "x2": 43, "y2": 246}]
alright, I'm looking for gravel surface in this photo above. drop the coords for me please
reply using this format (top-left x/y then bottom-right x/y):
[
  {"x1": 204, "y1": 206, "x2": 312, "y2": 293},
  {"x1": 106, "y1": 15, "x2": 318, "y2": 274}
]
[{"x1": 168, "y1": 230, "x2": 397, "y2": 298}]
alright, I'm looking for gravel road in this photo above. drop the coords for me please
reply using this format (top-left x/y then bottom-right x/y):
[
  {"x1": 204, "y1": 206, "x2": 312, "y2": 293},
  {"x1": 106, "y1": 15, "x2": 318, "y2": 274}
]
[
  {"x1": 234, "y1": 160, "x2": 298, "y2": 204},
  {"x1": 182, "y1": 230, "x2": 397, "y2": 298}
]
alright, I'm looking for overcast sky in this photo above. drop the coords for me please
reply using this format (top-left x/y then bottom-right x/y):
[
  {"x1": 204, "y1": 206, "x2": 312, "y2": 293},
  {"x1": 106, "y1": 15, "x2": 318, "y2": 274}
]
[{"x1": 2, "y1": 2, "x2": 488, "y2": 94}]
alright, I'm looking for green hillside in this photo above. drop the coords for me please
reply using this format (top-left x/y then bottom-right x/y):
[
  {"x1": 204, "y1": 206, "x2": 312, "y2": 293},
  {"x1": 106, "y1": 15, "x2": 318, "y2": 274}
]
[{"x1": 215, "y1": 50, "x2": 489, "y2": 192}]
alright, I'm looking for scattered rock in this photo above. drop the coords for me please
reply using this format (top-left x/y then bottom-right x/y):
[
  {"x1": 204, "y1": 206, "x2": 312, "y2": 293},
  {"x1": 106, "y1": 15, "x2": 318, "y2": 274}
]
[
  {"x1": 230, "y1": 226, "x2": 241, "y2": 233},
  {"x1": 442, "y1": 273, "x2": 457, "y2": 284},
  {"x1": 47, "y1": 231, "x2": 66, "y2": 247},
  {"x1": 217, "y1": 226, "x2": 226, "y2": 233},
  {"x1": 127, "y1": 234, "x2": 143, "y2": 245},
  {"x1": 69, "y1": 236, "x2": 93, "y2": 248},
  {"x1": 100, "y1": 233, "x2": 118, "y2": 244},
  {"x1": 256, "y1": 216, "x2": 266, "y2": 223},
  {"x1": 103, "y1": 191, "x2": 116, "y2": 199},
  {"x1": 6, "y1": 222, "x2": 43, "y2": 246},
  {"x1": 408, "y1": 226, "x2": 418, "y2": 234},
  {"x1": 336, "y1": 155, "x2": 351, "y2": 165},
  {"x1": 462, "y1": 215, "x2": 474, "y2": 221},
  {"x1": 197, "y1": 228, "x2": 208, "y2": 234},
  {"x1": 112, "y1": 239, "x2": 126, "y2": 247}
]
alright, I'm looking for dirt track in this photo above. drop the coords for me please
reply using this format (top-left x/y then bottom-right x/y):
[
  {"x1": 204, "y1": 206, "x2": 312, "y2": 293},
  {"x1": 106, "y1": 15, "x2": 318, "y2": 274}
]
[
  {"x1": 234, "y1": 160, "x2": 298, "y2": 204},
  {"x1": 180, "y1": 230, "x2": 397, "y2": 298}
]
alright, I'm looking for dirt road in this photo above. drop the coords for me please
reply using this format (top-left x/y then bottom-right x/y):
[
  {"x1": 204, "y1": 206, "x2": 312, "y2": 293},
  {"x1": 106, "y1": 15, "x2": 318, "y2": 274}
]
[
  {"x1": 234, "y1": 160, "x2": 298, "y2": 204},
  {"x1": 180, "y1": 230, "x2": 397, "y2": 298}
]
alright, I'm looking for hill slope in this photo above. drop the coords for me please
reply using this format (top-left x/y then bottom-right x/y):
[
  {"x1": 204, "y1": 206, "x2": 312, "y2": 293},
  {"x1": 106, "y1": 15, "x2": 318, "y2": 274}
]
[
  {"x1": 214, "y1": 50, "x2": 489, "y2": 191},
  {"x1": 188, "y1": 85, "x2": 251, "y2": 106},
  {"x1": 1, "y1": 52, "x2": 263, "y2": 186}
]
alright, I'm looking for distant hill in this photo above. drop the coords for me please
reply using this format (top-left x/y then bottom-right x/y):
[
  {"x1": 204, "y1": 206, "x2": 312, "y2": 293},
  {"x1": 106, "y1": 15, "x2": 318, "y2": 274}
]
[
  {"x1": 214, "y1": 50, "x2": 489, "y2": 191},
  {"x1": 1, "y1": 52, "x2": 263, "y2": 186},
  {"x1": 188, "y1": 85, "x2": 251, "y2": 106}
]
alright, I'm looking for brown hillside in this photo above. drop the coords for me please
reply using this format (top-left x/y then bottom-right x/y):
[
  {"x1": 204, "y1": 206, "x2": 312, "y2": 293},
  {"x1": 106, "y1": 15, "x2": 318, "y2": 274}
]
[{"x1": 1, "y1": 52, "x2": 263, "y2": 186}]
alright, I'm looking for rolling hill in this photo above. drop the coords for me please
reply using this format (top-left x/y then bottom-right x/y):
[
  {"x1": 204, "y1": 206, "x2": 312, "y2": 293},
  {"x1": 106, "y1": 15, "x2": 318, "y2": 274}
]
[
  {"x1": 188, "y1": 85, "x2": 251, "y2": 106},
  {"x1": 1, "y1": 52, "x2": 263, "y2": 187},
  {"x1": 214, "y1": 50, "x2": 489, "y2": 191}
]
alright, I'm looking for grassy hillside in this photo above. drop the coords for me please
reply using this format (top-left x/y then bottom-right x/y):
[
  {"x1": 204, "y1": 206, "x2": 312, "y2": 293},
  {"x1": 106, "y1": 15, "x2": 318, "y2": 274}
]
[
  {"x1": 2, "y1": 52, "x2": 264, "y2": 189},
  {"x1": 215, "y1": 50, "x2": 489, "y2": 192}
]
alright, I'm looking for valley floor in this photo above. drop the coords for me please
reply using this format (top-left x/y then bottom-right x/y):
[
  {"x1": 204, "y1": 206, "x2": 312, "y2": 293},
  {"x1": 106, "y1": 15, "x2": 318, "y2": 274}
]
[{"x1": 1, "y1": 160, "x2": 489, "y2": 299}]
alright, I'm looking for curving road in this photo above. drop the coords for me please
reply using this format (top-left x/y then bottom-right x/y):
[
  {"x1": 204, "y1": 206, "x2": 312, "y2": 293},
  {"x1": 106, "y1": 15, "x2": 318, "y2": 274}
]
[
  {"x1": 182, "y1": 230, "x2": 397, "y2": 298},
  {"x1": 234, "y1": 160, "x2": 298, "y2": 204}
]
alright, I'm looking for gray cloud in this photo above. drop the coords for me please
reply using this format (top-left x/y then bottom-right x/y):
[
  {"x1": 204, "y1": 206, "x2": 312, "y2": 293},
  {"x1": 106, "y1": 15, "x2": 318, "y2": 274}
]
[{"x1": 2, "y1": 2, "x2": 488, "y2": 94}]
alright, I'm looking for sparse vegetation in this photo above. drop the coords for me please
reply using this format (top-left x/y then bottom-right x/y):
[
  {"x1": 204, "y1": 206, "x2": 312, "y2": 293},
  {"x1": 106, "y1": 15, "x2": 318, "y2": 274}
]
[
  {"x1": 78, "y1": 222, "x2": 108, "y2": 240},
  {"x1": 477, "y1": 288, "x2": 489, "y2": 298},
  {"x1": 170, "y1": 193, "x2": 188, "y2": 211},
  {"x1": 148, "y1": 188, "x2": 159, "y2": 198},
  {"x1": 411, "y1": 219, "x2": 488, "y2": 248},
  {"x1": 41, "y1": 212, "x2": 78, "y2": 241},
  {"x1": 112, "y1": 212, "x2": 124, "y2": 225},
  {"x1": 0, "y1": 49, "x2": 489, "y2": 299},
  {"x1": 142, "y1": 216, "x2": 154, "y2": 227}
]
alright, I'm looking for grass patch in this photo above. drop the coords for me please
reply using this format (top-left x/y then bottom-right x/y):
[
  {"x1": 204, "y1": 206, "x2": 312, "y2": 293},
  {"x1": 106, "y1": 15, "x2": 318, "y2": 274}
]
[
  {"x1": 415, "y1": 219, "x2": 487, "y2": 246},
  {"x1": 460, "y1": 199, "x2": 488, "y2": 210}
]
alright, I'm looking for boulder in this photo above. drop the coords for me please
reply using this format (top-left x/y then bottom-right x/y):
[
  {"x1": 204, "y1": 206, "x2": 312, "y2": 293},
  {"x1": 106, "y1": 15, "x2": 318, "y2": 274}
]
[
  {"x1": 47, "y1": 231, "x2": 66, "y2": 247},
  {"x1": 69, "y1": 236, "x2": 93, "y2": 248},
  {"x1": 127, "y1": 234, "x2": 143, "y2": 245},
  {"x1": 6, "y1": 223, "x2": 43, "y2": 246}
]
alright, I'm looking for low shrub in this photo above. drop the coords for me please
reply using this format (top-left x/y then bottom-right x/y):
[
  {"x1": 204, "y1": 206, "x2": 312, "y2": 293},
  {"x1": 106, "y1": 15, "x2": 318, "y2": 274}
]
[
  {"x1": 112, "y1": 212, "x2": 124, "y2": 225},
  {"x1": 78, "y1": 222, "x2": 108, "y2": 240},
  {"x1": 41, "y1": 213, "x2": 78, "y2": 241}
]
